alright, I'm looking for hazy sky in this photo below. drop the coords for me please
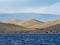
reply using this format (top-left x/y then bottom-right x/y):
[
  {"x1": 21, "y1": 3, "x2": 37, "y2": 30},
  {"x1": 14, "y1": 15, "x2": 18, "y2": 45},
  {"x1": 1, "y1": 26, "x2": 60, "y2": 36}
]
[
  {"x1": 0, "y1": 13, "x2": 60, "y2": 22},
  {"x1": 0, "y1": 0, "x2": 60, "y2": 21},
  {"x1": 0, "y1": 0, "x2": 60, "y2": 14}
]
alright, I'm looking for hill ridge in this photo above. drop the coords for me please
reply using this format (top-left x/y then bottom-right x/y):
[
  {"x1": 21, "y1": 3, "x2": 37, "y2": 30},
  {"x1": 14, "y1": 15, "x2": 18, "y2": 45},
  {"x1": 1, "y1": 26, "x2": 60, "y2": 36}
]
[{"x1": 2, "y1": 19, "x2": 44, "y2": 27}]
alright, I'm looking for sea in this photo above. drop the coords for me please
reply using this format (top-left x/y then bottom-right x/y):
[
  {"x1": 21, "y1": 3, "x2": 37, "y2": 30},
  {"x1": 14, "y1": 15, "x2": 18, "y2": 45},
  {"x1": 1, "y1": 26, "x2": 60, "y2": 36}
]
[{"x1": 0, "y1": 34, "x2": 60, "y2": 45}]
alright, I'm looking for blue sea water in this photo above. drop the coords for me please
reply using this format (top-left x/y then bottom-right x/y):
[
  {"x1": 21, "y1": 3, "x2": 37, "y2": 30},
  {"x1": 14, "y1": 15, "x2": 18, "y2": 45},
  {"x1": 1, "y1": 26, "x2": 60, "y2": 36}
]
[{"x1": 0, "y1": 34, "x2": 60, "y2": 45}]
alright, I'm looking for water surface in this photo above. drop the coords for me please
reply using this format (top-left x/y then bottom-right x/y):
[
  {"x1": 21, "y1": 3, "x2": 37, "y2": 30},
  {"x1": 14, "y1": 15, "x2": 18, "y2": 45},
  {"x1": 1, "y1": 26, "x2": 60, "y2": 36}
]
[{"x1": 0, "y1": 34, "x2": 60, "y2": 45}]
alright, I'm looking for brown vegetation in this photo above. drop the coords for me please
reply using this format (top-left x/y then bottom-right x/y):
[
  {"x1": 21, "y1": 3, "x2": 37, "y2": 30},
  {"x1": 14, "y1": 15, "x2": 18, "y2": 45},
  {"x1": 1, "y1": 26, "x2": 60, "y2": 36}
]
[
  {"x1": 3, "y1": 19, "x2": 44, "y2": 27},
  {"x1": 0, "y1": 19, "x2": 60, "y2": 34}
]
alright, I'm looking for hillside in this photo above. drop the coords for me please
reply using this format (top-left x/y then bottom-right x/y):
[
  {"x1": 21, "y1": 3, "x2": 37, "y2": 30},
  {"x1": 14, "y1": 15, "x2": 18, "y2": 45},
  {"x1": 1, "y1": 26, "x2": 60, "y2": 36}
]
[
  {"x1": 1, "y1": 19, "x2": 60, "y2": 34},
  {"x1": 24, "y1": 24, "x2": 60, "y2": 34},
  {"x1": 3, "y1": 19, "x2": 44, "y2": 27},
  {"x1": 24, "y1": 19, "x2": 60, "y2": 34},
  {"x1": 2, "y1": 19, "x2": 23, "y2": 25},
  {"x1": 29, "y1": 19, "x2": 60, "y2": 29},
  {"x1": 0, "y1": 22, "x2": 28, "y2": 33},
  {"x1": 20, "y1": 19, "x2": 44, "y2": 27}
]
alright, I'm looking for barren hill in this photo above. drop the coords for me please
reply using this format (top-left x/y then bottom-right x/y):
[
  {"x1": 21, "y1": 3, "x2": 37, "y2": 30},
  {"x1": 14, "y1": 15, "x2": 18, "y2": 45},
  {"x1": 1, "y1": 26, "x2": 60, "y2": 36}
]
[
  {"x1": 1, "y1": 19, "x2": 60, "y2": 34},
  {"x1": 20, "y1": 19, "x2": 44, "y2": 27},
  {"x1": 2, "y1": 19, "x2": 23, "y2": 25},
  {"x1": 3, "y1": 19, "x2": 44, "y2": 27},
  {"x1": 24, "y1": 24, "x2": 60, "y2": 34},
  {"x1": 0, "y1": 22, "x2": 28, "y2": 33},
  {"x1": 24, "y1": 19, "x2": 60, "y2": 34},
  {"x1": 29, "y1": 19, "x2": 60, "y2": 29}
]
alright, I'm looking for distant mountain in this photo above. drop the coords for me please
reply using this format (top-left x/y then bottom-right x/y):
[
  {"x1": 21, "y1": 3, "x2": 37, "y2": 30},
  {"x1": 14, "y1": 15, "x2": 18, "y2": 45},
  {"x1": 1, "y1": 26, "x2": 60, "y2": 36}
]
[{"x1": 3, "y1": 19, "x2": 44, "y2": 27}]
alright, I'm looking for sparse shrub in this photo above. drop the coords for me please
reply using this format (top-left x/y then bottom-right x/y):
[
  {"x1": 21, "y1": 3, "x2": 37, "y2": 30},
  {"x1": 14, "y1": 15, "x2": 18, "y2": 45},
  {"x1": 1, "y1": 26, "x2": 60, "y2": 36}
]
[{"x1": 45, "y1": 32, "x2": 48, "y2": 33}]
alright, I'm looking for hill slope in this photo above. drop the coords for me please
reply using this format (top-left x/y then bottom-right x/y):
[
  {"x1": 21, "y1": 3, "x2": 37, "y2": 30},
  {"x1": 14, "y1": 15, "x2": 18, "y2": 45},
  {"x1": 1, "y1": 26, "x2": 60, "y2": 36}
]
[
  {"x1": 3, "y1": 19, "x2": 44, "y2": 27},
  {"x1": 1, "y1": 19, "x2": 60, "y2": 34},
  {"x1": 25, "y1": 19, "x2": 60, "y2": 34},
  {"x1": 24, "y1": 24, "x2": 60, "y2": 34},
  {"x1": 0, "y1": 22, "x2": 27, "y2": 33},
  {"x1": 20, "y1": 19, "x2": 44, "y2": 27},
  {"x1": 29, "y1": 19, "x2": 60, "y2": 29},
  {"x1": 2, "y1": 19, "x2": 23, "y2": 25}
]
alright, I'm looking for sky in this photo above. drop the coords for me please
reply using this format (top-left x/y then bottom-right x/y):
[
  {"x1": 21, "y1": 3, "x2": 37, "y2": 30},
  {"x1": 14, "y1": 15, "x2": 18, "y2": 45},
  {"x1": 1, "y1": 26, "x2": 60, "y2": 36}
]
[
  {"x1": 0, "y1": 0, "x2": 60, "y2": 21},
  {"x1": 0, "y1": 0, "x2": 60, "y2": 14},
  {"x1": 0, "y1": 13, "x2": 60, "y2": 22}
]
